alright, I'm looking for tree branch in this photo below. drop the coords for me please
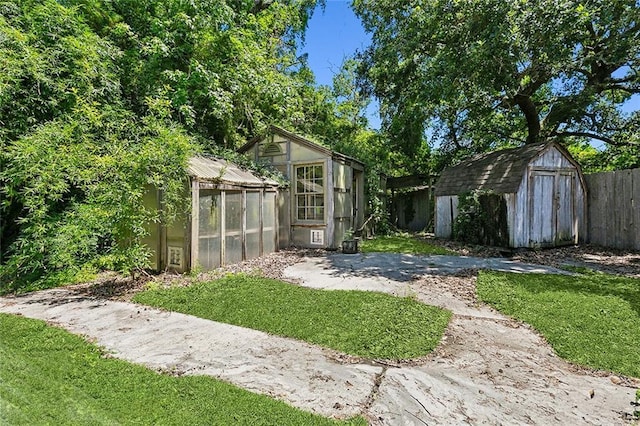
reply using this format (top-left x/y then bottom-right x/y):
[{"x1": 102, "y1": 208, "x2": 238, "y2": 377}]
[{"x1": 550, "y1": 130, "x2": 636, "y2": 147}]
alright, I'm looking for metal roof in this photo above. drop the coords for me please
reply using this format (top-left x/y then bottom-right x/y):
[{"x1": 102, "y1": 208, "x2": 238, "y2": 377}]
[
  {"x1": 187, "y1": 156, "x2": 279, "y2": 188},
  {"x1": 434, "y1": 142, "x2": 556, "y2": 196}
]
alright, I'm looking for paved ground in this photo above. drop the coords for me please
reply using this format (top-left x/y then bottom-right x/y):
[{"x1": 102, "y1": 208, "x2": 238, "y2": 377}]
[{"x1": 1, "y1": 253, "x2": 638, "y2": 424}]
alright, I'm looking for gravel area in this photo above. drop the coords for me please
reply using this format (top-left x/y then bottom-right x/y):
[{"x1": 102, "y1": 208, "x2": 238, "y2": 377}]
[{"x1": 70, "y1": 238, "x2": 640, "y2": 302}]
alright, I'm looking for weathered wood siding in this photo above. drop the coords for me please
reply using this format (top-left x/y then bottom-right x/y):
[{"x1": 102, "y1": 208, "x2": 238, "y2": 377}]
[
  {"x1": 435, "y1": 195, "x2": 458, "y2": 239},
  {"x1": 435, "y1": 145, "x2": 586, "y2": 248},
  {"x1": 333, "y1": 161, "x2": 353, "y2": 246},
  {"x1": 391, "y1": 188, "x2": 433, "y2": 232},
  {"x1": 248, "y1": 132, "x2": 365, "y2": 250},
  {"x1": 515, "y1": 146, "x2": 586, "y2": 248},
  {"x1": 586, "y1": 168, "x2": 640, "y2": 250}
]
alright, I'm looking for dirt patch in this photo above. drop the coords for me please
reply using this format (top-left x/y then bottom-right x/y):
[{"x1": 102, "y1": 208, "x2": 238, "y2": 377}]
[{"x1": 69, "y1": 248, "x2": 316, "y2": 301}]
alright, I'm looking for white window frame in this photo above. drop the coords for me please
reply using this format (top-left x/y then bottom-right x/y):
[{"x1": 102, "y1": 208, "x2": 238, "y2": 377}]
[{"x1": 294, "y1": 163, "x2": 325, "y2": 223}]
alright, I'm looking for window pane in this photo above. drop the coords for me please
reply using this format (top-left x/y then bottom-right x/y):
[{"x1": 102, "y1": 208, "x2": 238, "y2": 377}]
[
  {"x1": 295, "y1": 164, "x2": 324, "y2": 221},
  {"x1": 246, "y1": 192, "x2": 260, "y2": 230},
  {"x1": 225, "y1": 192, "x2": 242, "y2": 232}
]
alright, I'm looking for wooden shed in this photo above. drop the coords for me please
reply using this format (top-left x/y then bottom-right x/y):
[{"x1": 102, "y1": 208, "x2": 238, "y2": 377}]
[
  {"x1": 143, "y1": 156, "x2": 279, "y2": 272},
  {"x1": 434, "y1": 142, "x2": 587, "y2": 248},
  {"x1": 239, "y1": 126, "x2": 365, "y2": 249}
]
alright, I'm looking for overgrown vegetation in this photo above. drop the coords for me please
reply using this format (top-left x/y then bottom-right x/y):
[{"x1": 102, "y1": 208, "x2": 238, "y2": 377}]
[
  {"x1": 0, "y1": 313, "x2": 364, "y2": 425},
  {"x1": 453, "y1": 190, "x2": 509, "y2": 246},
  {"x1": 0, "y1": 0, "x2": 352, "y2": 291},
  {"x1": 477, "y1": 271, "x2": 640, "y2": 378},
  {"x1": 360, "y1": 234, "x2": 455, "y2": 255},
  {"x1": 134, "y1": 274, "x2": 451, "y2": 360}
]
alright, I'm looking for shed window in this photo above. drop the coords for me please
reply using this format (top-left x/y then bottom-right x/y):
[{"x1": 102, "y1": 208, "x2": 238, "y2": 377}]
[{"x1": 295, "y1": 164, "x2": 324, "y2": 221}]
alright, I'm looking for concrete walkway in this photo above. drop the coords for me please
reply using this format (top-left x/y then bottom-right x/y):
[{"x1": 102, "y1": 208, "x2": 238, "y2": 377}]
[
  {"x1": 0, "y1": 288, "x2": 379, "y2": 418},
  {"x1": 0, "y1": 253, "x2": 637, "y2": 425}
]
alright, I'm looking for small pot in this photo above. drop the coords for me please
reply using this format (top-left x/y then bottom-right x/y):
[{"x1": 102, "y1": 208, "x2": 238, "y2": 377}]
[{"x1": 342, "y1": 239, "x2": 359, "y2": 254}]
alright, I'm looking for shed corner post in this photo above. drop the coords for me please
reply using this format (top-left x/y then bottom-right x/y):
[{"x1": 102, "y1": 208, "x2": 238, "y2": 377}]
[
  {"x1": 326, "y1": 157, "x2": 335, "y2": 248},
  {"x1": 190, "y1": 178, "x2": 200, "y2": 271},
  {"x1": 241, "y1": 189, "x2": 247, "y2": 261}
]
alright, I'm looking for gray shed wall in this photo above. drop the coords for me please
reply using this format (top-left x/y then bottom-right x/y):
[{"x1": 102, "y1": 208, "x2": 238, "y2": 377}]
[{"x1": 435, "y1": 145, "x2": 586, "y2": 248}]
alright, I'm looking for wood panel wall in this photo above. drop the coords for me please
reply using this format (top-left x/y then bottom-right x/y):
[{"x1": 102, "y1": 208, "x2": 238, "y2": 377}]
[{"x1": 585, "y1": 168, "x2": 640, "y2": 250}]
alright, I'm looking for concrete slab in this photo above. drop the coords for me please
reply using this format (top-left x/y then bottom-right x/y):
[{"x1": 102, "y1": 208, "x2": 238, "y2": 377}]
[
  {"x1": 1, "y1": 252, "x2": 637, "y2": 425},
  {"x1": 0, "y1": 289, "x2": 381, "y2": 418},
  {"x1": 284, "y1": 253, "x2": 571, "y2": 291},
  {"x1": 284, "y1": 253, "x2": 638, "y2": 425}
]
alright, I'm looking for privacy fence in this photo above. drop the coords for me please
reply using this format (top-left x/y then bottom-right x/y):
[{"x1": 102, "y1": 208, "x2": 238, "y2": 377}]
[{"x1": 585, "y1": 168, "x2": 640, "y2": 250}]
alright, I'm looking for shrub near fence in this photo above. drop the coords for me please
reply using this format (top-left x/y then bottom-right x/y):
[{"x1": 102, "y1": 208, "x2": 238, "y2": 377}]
[{"x1": 585, "y1": 168, "x2": 640, "y2": 250}]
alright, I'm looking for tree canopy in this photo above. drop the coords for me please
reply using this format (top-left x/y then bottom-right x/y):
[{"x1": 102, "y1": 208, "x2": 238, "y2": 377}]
[
  {"x1": 353, "y1": 0, "x2": 640, "y2": 166},
  {"x1": 1, "y1": 0, "x2": 339, "y2": 291}
]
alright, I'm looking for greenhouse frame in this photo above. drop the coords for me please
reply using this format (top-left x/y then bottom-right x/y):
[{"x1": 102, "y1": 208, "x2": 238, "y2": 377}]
[{"x1": 143, "y1": 156, "x2": 279, "y2": 272}]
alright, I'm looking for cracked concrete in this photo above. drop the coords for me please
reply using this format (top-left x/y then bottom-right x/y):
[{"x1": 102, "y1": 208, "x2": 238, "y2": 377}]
[
  {"x1": 0, "y1": 289, "x2": 380, "y2": 419},
  {"x1": 285, "y1": 253, "x2": 639, "y2": 425},
  {"x1": 1, "y1": 252, "x2": 638, "y2": 424}
]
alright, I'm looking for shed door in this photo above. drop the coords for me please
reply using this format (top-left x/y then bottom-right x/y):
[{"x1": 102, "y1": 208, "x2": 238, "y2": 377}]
[
  {"x1": 529, "y1": 170, "x2": 575, "y2": 247},
  {"x1": 556, "y1": 172, "x2": 574, "y2": 244}
]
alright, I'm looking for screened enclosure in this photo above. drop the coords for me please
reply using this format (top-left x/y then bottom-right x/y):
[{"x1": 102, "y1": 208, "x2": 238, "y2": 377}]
[
  {"x1": 195, "y1": 188, "x2": 277, "y2": 270},
  {"x1": 144, "y1": 156, "x2": 279, "y2": 273}
]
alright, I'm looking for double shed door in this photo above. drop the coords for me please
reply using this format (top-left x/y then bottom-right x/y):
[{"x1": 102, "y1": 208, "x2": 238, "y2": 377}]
[{"x1": 529, "y1": 169, "x2": 575, "y2": 247}]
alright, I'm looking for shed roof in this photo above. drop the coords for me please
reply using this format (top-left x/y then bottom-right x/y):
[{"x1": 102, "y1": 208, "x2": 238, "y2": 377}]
[
  {"x1": 238, "y1": 125, "x2": 365, "y2": 169},
  {"x1": 434, "y1": 142, "x2": 562, "y2": 196},
  {"x1": 188, "y1": 156, "x2": 279, "y2": 188}
]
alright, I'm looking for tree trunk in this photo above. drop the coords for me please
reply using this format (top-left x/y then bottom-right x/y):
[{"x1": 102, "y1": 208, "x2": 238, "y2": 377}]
[{"x1": 514, "y1": 94, "x2": 541, "y2": 144}]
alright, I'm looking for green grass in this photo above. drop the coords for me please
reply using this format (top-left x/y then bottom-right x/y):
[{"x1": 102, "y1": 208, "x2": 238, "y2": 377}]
[
  {"x1": 0, "y1": 313, "x2": 364, "y2": 425},
  {"x1": 360, "y1": 234, "x2": 455, "y2": 255},
  {"x1": 477, "y1": 271, "x2": 640, "y2": 378},
  {"x1": 134, "y1": 275, "x2": 451, "y2": 360}
]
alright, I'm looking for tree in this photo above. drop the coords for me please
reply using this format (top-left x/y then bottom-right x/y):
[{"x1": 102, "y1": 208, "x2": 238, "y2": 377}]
[
  {"x1": 82, "y1": 0, "x2": 325, "y2": 149},
  {"x1": 1, "y1": 0, "x2": 336, "y2": 290},
  {"x1": 353, "y1": 0, "x2": 640, "y2": 165}
]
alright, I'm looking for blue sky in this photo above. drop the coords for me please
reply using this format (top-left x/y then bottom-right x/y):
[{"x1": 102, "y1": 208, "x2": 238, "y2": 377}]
[
  {"x1": 304, "y1": 1, "x2": 369, "y2": 87},
  {"x1": 301, "y1": 1, "x2": 638, "y2": 137},
  {"x1": 302, "y1": 1, "x2": 381, "y2": 129}
]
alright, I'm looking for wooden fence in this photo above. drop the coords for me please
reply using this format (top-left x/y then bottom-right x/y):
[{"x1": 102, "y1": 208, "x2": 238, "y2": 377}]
[{"x1": 585, "y1": 168, "x2": 640, "y2": 250}]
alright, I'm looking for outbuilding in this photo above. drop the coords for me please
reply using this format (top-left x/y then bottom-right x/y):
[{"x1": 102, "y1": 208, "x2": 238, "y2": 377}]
[
  {"x1": 239, "y1": 126, "x2": 365, "y2": 249},
  {"x1": 143, "y1": 156, "x2": 279, "y2": 272},
  {"x1": 434, "y1": 142, "x2": 587, "y2": 248}
]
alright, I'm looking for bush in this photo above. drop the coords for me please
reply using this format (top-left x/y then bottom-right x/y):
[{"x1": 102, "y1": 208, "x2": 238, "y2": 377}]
[{"x1": 453, "y1": 190, "x2": 509, "y2": 246}]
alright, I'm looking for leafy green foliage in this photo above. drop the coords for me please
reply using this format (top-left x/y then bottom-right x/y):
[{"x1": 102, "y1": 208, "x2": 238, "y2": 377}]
[
  {"x1": 354, "y1": 0, "x2": 640, "y2": 166},
  {"x1": 134, "y1": 274, "x2": 451, "y2": 360},
  {"x1": 361, "y1": 234, "x2": 455, "y2": 255},
  {"x1": 2, "y1": 0, "x2": 348, "y2": 290},
  {"x1": 1, "y1": 72, "x2": 195, "y2": 292},
  {"x1": 0, "y1": 313, "x2": 364, "y2": 425},
  {"x1": 477, "y1": 271, "x2": 640, "y2": 378},
  {"x1": 453, "y1": 191, "x2": 509, "y2": 246}
]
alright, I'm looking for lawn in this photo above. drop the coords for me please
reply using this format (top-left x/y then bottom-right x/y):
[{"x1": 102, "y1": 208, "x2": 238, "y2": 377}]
[
  {"x1": 360, "y1": 234, "x2": 455, "y2": 255},
  {"x1": 477, "y1": 271, "x2": 640, "y2": 378},
  {"x1": 134, "y1": 275, "x2": 451, "y2": 360},
  {"x1": 0, "y1": 313, "x2": 365, "y2": 426}
]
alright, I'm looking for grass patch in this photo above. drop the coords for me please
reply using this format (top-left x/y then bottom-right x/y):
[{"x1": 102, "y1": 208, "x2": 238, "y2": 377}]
[
  {"x1": 360, "y1": 234, "x2": 455, "y2": 255},
  {"x1": 0, "y1": 313, "x2": 364, "y2": 425},
  {"x1": 477, "y1": 271, "x2": 640, "y2": 378},
  {"x1": 134, "y1": 275, "x2": 451, "y2": 360}
]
